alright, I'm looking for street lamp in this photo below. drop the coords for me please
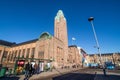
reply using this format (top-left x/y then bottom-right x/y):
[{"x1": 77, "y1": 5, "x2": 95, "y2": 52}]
[{"x1": 88, "y1": 17, "x2": 102, "y2": 66}]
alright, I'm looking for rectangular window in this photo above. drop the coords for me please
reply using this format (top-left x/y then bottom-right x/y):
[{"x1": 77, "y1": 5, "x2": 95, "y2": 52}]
[
  {"x1": 38, "y1": 51, "x2": 44, "y2": 59},
  {"x1": 10, "y1": 51, "x2": 14, "y2": 61},
  {"x1": 18, "y1": 50, "x2": 21, "y2": 58},
  {"x1": 13, "y1": 50, "x2": 17, "y2": 61},
  {"x1": 26, "y1": 48, "x2": 30, "y2": 58},
  {"x1": 22, "y1": 49, "x2": 25, "y2": 58},
  {"x1": 3, "y1": 51, "x2": 8, "y2": 58},
  {"x1": 8, "y1": 51, "x2": 11, "y2": 61},
  {"x1": 57, "y1": 47, "x2": 62, "y2": 63},
  {"x1": 15, "y1": 50, "x2": 17, "y2": 58},
  {"x1": 3, "y1": 51, "x2": 8, "y2": 61},
  {"x1": 39, "y1": 45, "x2": 44, "y2": 59},
  {"x1": 31, "y1": 48, "x2": 35, "y2": 58}
]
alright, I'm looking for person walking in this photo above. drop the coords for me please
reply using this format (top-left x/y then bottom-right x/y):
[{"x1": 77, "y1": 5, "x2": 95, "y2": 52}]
[
  {"x1": 24, "y1": 62, "x2": 30, "y2": 80},
  {"x1": 29, "y1": 63, "x2": 33, "y2": 76},
  {"x1": 103, "y1": 67, "x2": 107, "y2": 76},
  {"x1": 34, "y1": 62, "x2": 38, "y2": 74}
]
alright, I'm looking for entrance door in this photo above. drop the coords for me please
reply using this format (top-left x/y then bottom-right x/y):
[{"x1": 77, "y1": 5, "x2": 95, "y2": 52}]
[{"x1": 39, "y1": 62, "x2": 44, "y2": 72}]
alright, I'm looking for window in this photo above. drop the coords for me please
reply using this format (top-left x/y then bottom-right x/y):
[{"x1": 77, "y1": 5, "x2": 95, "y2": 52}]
[
  {"x1": 18, "y1": 50, "x2": 21, "y2": 58},
  {"x1": 31, "y1": 48, "x2": 35, "y2": 58},
  {"x1": 26, "y1": 48, "x2": 30, "y2": 58},
  {"x1": 8, "y1": 51, "x2": 11, "y2": 61},
  {"x1": 22, "y1": 49, "x2": 25, "y2": 58},
  {"x1": 38, "y1": 51, "x2": 44, "y2": 59},
  {"x1": 56, "y1": 47, "x2": 62, "y2": 63},
  {"x1": 14, "y1": 50, "x2": 17, "y2": 61},
  {"x1": 2, "y1": 51, "x2": 8, "y2": 61},
  {"x1": 11, "y1": 51, "x2": 14, "y2": 61},
  {"x1": 3, "y1": 51, "x2": 8, "y2": 58}
]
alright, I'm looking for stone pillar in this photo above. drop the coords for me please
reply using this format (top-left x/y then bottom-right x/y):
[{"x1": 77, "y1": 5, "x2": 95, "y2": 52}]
[
  {"x1": 0, "y1": 49, "x2": 4, "y2": 63},
  {"x1": 20, "y1": 48, "x2": 23, "y2": 58},
  {"x1": 20, "y1": 49, "x2": 23, "y2": 58},
  {"x1": 29, "y1": 48, "x2": 32, "y2": 59},
  {"x1": 35, "y1": 41, "x2": 39, "y2": 59}
]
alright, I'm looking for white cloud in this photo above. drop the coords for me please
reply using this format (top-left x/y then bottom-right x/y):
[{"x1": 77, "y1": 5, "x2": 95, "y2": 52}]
[{"x1": 72, "y1": 37, "x2": 76, "y2": 40}]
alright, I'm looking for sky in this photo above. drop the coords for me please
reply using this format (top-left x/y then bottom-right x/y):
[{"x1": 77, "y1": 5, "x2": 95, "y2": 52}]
[{"x1": 0, "y1": 0, "x2": 120, "y2": 54}]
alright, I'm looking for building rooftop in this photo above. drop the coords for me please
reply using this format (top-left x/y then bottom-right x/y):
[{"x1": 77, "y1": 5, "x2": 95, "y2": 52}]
[
  {"x1": 12, "y1": 39, "x2": 38, "y2": 47},
  {"x1": 68, "y1": 45, "x2": 77, "y2": 48},
  {"x1": 0, "y1": 40, "x2": 16, "y2": 47},
  {"x1": 89, "y1": 52, "x2": 120, "y2": 56}
]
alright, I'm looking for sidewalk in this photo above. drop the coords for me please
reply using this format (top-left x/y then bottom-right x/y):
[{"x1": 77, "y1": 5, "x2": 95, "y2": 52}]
[{"x1": 19, "y1": 68, "x2": 81, "y2": 80}]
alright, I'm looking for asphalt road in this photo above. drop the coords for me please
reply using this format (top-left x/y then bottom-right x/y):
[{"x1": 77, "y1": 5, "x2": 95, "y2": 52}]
[
  {"x1": 53, "y1": 72, "x2": 95, "y2": 80},
  {"x1": 42, "y1": 69, "x2": 120, "y2": 80},
  {"x1": 0, "y1": 76, "x2": 20, "y2": 80},
  {"x1": 42, "y1": 69, "x2": 96, "y2": 80}
]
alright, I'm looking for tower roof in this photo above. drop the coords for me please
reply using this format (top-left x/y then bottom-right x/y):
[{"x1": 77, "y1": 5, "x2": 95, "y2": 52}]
[
  {"x1": 55, "y1": 10, "x2": 66, "y2": 22},
  {"x1": 57, "y1": 10, "x2": 64, "y2": 17}
]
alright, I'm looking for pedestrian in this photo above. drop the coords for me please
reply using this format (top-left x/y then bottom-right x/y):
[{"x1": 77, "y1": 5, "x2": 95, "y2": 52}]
[
  {"x1": 36, "y1": 64, "x2": 40, "y2": 74},
  {"x1": 24, "y1": 62, "x2": 30, "y2": 80},
  {"x1": 29, "y1": 63, "x2": 33, "y2": 76},
  {"x1": 103, "y1": 67, "x2": 107, "y2": 76},
  {"x1": 34, "y1": 62, "x2": 38, "y2": 74}
]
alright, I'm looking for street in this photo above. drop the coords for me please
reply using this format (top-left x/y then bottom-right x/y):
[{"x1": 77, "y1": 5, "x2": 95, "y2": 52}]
[
  {"x1": 0, "y1": 68, "x2": 120, "y2": 80},
  {"x1": 34, "y1": 69, "x2": 120, "y2": 80},
  {"x1": 53, "y1": 72, "x2": 95, "y2": 80},
  {"x1": 52, "y1": 69, "x2": 97, "y2": 80}
]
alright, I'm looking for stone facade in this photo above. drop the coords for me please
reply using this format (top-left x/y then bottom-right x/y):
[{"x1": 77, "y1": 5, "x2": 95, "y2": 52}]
[
  {"x1": 0, "y1": 45, "x2": 10, "y2": 63},
  {"x1": 0, "y1": 10, "x2": 83, "y2": 68},
  {"x1": 68, "y1": 46, "x2": 82, "y2": 67},
  {"x1": 88, "y1": 53, "x2": 120, "y2": 65}
]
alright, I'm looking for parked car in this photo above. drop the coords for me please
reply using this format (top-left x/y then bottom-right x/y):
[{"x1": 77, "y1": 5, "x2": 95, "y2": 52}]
[
  {"x1": 105, "y1": 62, "x2": 115, "y2": 70},
  {"x1": 106, "y1": 64, "x2": 115, "y2": 70}
]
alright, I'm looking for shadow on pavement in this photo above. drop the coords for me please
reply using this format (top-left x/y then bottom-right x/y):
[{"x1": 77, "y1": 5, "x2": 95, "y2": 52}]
[
  {"x1": 52, "y1": 73, "x2": 120, "y2": 80},
  {"x1": 0, "y1": 76, "x2": 20, "y2": 80},
  {"x1": 52, "y1": 73, "x2": 95, "y2": 80},
  {"x1": 96, "y1": 74, "x2": 120, "y2": 80}
]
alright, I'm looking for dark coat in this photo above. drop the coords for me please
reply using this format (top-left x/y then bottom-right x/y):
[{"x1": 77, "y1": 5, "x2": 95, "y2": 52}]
[{"x1": 25, "y1": 63, "x2": 30, "y2": 71}]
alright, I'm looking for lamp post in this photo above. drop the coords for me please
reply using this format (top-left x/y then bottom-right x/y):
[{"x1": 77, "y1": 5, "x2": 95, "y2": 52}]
[{"x1": 88, "y1": 17, "x2": 102, "y2": 66}]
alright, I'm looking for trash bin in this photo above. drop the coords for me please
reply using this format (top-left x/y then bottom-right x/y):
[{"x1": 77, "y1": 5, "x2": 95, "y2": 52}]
[{"x1": 0, "y1": 67, "x2": 7, "y2": 77}]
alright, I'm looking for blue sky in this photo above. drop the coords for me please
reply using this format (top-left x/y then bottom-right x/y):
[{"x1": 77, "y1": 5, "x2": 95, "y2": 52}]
[{"x1": 0, "y1": 0, "x2": 120, "y2": 54}]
